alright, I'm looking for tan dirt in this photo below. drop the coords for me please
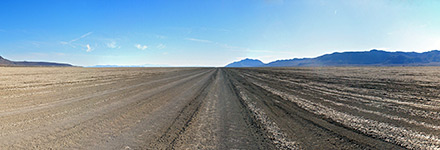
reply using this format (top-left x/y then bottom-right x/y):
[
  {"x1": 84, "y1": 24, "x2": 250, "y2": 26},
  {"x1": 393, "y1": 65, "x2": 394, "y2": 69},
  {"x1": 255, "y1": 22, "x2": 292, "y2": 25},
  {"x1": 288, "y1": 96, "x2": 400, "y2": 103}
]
[{"x1": 0, "y1": 67, "x2": 438, "y2": 149}]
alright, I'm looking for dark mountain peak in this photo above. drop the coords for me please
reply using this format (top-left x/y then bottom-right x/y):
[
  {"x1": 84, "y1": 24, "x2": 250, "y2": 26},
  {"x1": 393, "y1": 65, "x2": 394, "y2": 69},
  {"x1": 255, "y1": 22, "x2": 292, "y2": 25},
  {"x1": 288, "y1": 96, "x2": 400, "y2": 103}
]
[
  {"x1": 0, "y1": 56, "x2": 14, "y2": 65},
  {"x1": 243, "y1": 58, "x2": 261, "y2": 61},
  {"x1": 225, "y1": 58, "x2": 264, "y2": 67},
  {"x1": 370, "y1": 49, "x2": 386, "y2": 52}
]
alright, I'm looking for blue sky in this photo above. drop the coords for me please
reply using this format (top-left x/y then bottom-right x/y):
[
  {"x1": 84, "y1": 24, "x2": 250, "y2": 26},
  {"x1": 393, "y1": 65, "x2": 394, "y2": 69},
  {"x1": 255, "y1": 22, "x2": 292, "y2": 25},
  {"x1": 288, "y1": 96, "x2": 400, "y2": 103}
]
[{"x1": 1, "y1": 0, "x2": 440, "y2": 66}]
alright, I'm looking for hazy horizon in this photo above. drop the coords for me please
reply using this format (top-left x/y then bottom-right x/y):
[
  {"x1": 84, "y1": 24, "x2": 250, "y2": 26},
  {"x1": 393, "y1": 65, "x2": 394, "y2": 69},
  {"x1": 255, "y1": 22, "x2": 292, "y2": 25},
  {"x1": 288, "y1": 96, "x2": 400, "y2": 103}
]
[{"x1": 1, "y1": 0, "x2": 440, "y2": 67}]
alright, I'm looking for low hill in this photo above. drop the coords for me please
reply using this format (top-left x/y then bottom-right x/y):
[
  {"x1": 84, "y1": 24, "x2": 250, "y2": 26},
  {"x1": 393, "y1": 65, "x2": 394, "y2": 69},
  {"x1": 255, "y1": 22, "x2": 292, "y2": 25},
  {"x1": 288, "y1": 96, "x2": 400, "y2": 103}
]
[
  {"x1": 0, "y1": 56, "x2": 73, "y2": 67},
  {"x1": 225, "y1": 58, "x2": 264, "y2": 67}
]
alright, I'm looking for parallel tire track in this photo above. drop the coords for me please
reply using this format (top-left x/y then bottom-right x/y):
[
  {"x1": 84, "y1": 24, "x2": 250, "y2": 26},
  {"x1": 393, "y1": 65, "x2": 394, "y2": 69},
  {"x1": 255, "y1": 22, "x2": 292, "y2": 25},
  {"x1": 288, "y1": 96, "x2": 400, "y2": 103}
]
[{"x1": 1, "y1": 67, "x2": 438, "y2": 149}]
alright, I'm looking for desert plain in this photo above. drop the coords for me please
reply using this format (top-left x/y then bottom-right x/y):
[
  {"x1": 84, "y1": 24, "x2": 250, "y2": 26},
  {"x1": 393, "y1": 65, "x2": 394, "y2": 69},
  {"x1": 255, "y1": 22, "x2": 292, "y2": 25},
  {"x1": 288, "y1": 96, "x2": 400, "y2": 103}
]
[{"x1": 0, "y1": 67, "x2": 439, "y2": 149}]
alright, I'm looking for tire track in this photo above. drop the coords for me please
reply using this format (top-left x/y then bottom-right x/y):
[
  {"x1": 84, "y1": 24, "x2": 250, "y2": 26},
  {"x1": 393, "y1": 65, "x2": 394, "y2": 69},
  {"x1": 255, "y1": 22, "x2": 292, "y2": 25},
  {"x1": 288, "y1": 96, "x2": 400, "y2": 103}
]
[{"x1": 228, "y1": 68, "x2": 440, "y2": 149}]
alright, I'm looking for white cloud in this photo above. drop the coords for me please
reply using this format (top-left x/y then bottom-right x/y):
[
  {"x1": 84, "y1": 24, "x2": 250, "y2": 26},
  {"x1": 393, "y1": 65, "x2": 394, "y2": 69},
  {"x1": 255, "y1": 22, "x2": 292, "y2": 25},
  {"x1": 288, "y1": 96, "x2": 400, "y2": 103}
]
[
  {"x1": 135, "y1": 44, "x2": 148, "y2": 50},
  {"x1": 107, "y1": 41, "x2": 119, "y2": 49},
  {"x1": 157, "y1": 43, "x2": 166, "y2": 49},
  {"x1": 86, "y1": 44, "x2": 93, "y2": 52},
  {"x1": 185, "y1": 38, "x2": 213, "y2": 43}
]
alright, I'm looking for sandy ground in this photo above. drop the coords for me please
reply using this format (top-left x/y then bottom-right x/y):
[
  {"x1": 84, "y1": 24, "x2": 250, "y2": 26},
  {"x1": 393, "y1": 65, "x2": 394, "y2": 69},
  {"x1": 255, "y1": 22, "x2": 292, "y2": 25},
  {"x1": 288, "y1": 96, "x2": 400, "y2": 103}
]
[{"x1": 0, "y1": 67, "x2": 439, "y2": 149}]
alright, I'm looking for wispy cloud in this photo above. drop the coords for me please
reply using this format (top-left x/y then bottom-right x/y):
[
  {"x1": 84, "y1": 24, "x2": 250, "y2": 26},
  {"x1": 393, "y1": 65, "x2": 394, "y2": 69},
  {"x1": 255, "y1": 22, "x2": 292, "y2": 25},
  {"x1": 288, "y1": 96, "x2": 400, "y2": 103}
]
[
  {"x1": 60, "y1": 41, "x2": 70, "y2": 45},
  {"x1": 30, "y1": 41, "x2": 42, "y2": 48},
  {"x1": 156, "y1": 35, "x2": 167, "y2": 39},
  {"x1": 61, "y1": 31, "x2": 93, "y2": 48},
  {"x1": 135, "y1": 44, "x2": 148, "y2": 50},
  {"x1": 106, "y1": 41, "x2": 120, "y2": 49},
  {"x1": 72, "y1": 32, "x2": 93, "y2": 42},
  {"x1": 86, "y1": 44, "x2": 93, "y2": 52},
  {"x1": 157, "y1": 43, "x2": 166, "y2": 49},
  {"x1": 185, "y1": 38, "x2": 213, "y2": 43},
  {"x1": 63, "y1": 32, "x2": 92, "y2": 44}
]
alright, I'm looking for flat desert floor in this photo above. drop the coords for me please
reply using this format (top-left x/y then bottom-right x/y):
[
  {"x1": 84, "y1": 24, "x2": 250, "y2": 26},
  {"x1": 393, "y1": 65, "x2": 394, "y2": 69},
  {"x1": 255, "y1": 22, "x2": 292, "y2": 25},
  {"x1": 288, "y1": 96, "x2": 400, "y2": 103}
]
[{"x1": 0, "y1": 67, "x2": 439, "y2": 149}]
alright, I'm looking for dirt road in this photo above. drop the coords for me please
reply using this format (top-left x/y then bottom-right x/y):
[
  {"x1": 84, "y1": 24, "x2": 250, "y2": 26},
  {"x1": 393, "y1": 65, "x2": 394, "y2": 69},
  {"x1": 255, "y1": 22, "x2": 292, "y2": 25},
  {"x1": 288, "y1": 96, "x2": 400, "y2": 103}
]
[{"x1": 0, "y1": 67, "x2": 439, "y2": 149}]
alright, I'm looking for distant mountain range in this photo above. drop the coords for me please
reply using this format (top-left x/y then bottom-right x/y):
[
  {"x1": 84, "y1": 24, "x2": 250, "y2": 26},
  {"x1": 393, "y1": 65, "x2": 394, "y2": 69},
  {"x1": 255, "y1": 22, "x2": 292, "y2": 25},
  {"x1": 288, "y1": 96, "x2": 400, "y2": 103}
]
[
  {"x1": 0, "y1": 56, "x2": 73, "y2": 67},
  {"x1": 225, "y1": 50, "x2": 440, "y2": 67},
  {"x1": 4, "y1": 49, "x2": 440, "y2": 68}
]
